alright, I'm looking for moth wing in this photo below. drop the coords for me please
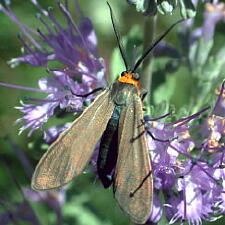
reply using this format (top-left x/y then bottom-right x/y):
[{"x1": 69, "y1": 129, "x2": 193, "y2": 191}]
[
  {"x1": 113, "y1": 95, "x2": 153, "y2": 224},
  {"x1": 32, "y1": 90, "x2": 114, "y2": 190}
]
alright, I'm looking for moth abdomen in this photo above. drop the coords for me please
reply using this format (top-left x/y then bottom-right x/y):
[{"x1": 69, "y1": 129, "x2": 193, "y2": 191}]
[{"x1": 97, "y1": 105, "x2": 121, "y2": 188}]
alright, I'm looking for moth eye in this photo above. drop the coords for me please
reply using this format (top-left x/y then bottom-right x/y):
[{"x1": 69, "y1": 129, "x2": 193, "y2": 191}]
[
  {"x1": 133, "y1": 73, "x2": 140, "y2": 80},
  {"x1": 121, "y1": 71, "x2": 126, "y2": 77}
]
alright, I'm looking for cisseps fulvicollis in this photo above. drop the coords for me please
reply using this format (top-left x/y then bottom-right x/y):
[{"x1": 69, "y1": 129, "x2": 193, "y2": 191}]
[{"x1": 31, "y1": 2, "x2": 182, "y2": 224}]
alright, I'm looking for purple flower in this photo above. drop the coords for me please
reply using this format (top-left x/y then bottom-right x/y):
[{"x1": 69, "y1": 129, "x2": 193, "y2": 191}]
[
  {"x1": 180, "y1": 2, "x2": 225, "y2": 60},
  {"x1": 203, "y1": 2, "x2": 225, "y2": 41},
  {"x1": 1, "y1": 1, "x2": 105, "y2": 75},
  {"x1": 44, "y1": 123, "x2": 71, "y2": 144},
  {"x1": 213, "y1": 80, "x2": 225, "y2": 116},
  {"x1": 144, "y1": 82, "x2": 225, "y2": 224},
  {"x1": 184, "y1": 2, "x2": 225, "y2": 42},
  {"x1": 146, "y1": 118, "x2": 195, "y2": 190},
  {"x1": 166, "y1": 164, "x2": 216, "y2": 224},
  {"x1": 147, "y1": 193, "x2": 163, "y2": 223},
  {"x1": 0, "y1": 0, "x2": 106, "y2": 135},
  {"x1": 154, "y1": 165, "x2": 176, "y2": 190},
  {"x1": 15, "y1": 100, "x2": 57, "y2": 136},
  {"x1": 14, "y1": 70, "x2": 87, "y2": 136}
]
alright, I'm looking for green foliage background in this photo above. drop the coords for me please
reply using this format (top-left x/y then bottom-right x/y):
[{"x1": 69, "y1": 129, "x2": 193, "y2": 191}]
[{"x1": 0, "y1": 0, "x2": 225, "y2": 225}]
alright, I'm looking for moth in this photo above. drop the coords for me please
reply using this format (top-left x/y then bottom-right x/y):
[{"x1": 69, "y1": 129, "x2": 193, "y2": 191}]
[{"x1": 31, "y1": 2, "x2": 182, "y2": 224}]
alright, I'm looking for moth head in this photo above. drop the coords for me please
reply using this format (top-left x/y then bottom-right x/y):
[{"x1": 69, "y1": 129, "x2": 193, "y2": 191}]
[
  {"x1": 120, "y1": 71, "x2": 139, "y2": 81},
  {"x1": 132, "y1": 72, "x2": 140, "y2": 81},
  {"x1": 118, "y1": 71, "x2": 141, "y2": 89}
]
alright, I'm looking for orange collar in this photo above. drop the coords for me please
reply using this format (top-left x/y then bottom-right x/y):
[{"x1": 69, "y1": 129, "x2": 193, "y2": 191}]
[{"x1": 117, "y1": 72, "x2": 140, "y2": 90}]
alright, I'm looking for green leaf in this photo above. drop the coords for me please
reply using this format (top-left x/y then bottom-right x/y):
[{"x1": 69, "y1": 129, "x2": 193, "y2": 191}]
[
  {"x1": 110, "y1": 48, "x2": 126, "y2": 83},
  {"x1": 151, "y1": 100, "x2": 170, "y2": 118},
  {"x1": 128, "y1": 0, "x2": 150, "y2": 13},
  {"x1": 196, "y1": 44, "x2": 225, "y2": 87},
  {"x1": 153, "y1": 72, "x2": 176, "y2": 104},
  {"x1": 189, "y1": 38, "x2": 214, "y2": 74},
  {"x1": 157, "y1": 0, "x2": 177, "y2": 15},
  {"x1": 178, "y1": 0, "x2": 196, "y2": 19},
  {"x1": 216, "y1": 45, "x2": 225, "y2": 63},
  {"x1": 63, "y1": 194, "x2": 112, "y2": 225}
]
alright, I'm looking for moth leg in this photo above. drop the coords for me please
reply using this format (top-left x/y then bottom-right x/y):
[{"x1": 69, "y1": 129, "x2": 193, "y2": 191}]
[
  {"x1": 130, "y1": 130, "x2": 145, "y2": 143},
  {"x1": 132, "y1": 119, "x2": 177, "y2": 143},
  {"x1": 144, "y1": 111, "x2": 173, "y2": 122},
  {"x1": 129, "y1": 170, "x2": 152, "y2": 198},
  {"x1": 72, "y1": 87, "x2": 105, "y2": 97},
  {"x1": 131, "y1": 130, "x2": 173, "y2": 143},
  {"x1": 147, "y1": 130, "x2": 172, "y2": 143},
  {"x1": 137, "y1": 119, "x2": 145, "y2": 128},
  {"x1": 136, "y1": 111, "x2": 173, "y2": 133}
]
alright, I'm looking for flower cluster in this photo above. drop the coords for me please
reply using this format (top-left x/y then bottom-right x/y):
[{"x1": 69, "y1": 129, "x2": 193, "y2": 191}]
[
  {"x1": 143, "y1": 81, "x2": 225, "y2": 224},
  {"x1": 0, "y1": 0, "x2": 106, "y2": 136},
  {"x1": 0, "y1": 1, "x2": 225, "y2": 225}
]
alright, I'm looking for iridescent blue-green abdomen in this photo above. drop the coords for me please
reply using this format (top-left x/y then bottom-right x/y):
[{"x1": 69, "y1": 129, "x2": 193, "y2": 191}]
[{"x1": 97, "y1": 105, "x2": 121, "y2": 188}]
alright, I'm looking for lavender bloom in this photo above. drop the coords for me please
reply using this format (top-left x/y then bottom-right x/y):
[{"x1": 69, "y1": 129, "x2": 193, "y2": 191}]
[
  {"x1": 144, "y1": 82, "x2": 225, "y2": 224},
  {"x1": 213, "y1": 81, "x2": 225, "y2": 116},
  {"x1": 148, "y1": 193, "x2": 163, "y2": 223},
  {"x1": 15, "y1": 100, "x2": 58, "y2": 136},
  {"x1": 1, "y1": 0, "x2": 105, "y2": 74},
  {"x1": 185, "y1": 2, "x2": 225, "y2": 45},
  {"x1": 167, "y1": 164, "x2": 216, "y2": 224},
  {"x1": 44, "y1": 123, "x2": 71, "y2": 144},
  {"x1": 203, "y1": 2, "x2": 225, "y2": 41},
  {"x1": 201, "y1": 81, "x2": 225, "y2": 150},
  {"x1": 147, "y1": 119, "x2": 217, "y2": 224},
  {"x1": 147, "y1": 119, "x2": 195, "y2": 190},
  {"x1": 0, "y1": 0, "x2": 106, "y2": 135},
  {"x1": 178, "y1": 1, "x2": 225, "y2": 71}
]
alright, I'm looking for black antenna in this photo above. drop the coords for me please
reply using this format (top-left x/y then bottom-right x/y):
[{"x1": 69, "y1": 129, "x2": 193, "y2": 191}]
[
  {"x1": 132, "y1": 20, "x2": 184, "y2": 73},
  {"x1": 107, "y1": 2, "x2": 129, "y2": 71}
]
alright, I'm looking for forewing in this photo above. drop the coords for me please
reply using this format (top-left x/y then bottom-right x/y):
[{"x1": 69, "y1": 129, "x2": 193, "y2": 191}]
[
  {"x1": 114, "y1": 95, "x2": 153, "y2": 224},
  {"x1": 32, "y1": 90, "x2": 114, "y2": 190}
]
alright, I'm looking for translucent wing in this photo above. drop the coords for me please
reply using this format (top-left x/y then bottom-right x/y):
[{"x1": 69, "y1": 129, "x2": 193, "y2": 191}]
[
  {"x1": 32, "y1": 90, "x2": 114, "y2": 190},
  {"x1": 113, "y1": 95, "x2": 153, "y2": 224}
]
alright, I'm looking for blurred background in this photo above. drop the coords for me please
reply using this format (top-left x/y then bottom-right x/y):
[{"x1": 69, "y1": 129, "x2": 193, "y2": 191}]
[{"x1": 0, "y1": 0, "x2": 225, "y2": 225}]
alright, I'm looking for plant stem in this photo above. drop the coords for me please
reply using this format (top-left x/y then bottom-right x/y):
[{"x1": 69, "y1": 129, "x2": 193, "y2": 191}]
[{"x1": 140, "y1": 16, "x2": 157, "y2": 109}]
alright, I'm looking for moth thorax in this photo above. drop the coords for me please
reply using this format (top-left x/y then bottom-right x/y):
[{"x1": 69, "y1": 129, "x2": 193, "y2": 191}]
[{"x1": 118, "y1": 71, "x2": 141, "y2": 89}]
